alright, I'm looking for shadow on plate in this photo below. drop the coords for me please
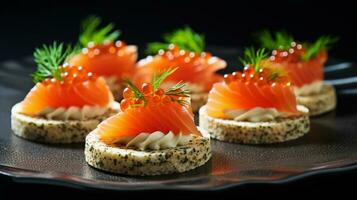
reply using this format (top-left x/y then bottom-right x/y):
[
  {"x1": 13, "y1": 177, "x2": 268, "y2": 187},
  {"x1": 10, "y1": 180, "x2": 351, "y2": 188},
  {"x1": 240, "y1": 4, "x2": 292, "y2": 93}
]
[{"x1": 10, "y1": 133, "x2": 84, "y2": 150}]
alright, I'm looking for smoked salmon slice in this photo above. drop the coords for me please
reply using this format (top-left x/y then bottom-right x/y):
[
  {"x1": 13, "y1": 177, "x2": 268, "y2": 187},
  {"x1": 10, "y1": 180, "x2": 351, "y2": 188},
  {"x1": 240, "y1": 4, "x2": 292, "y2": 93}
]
[
  {"x1": 258, "y1": 31, "x2": 336, "y2": 87},
  {"x1": 97, "y1": 68, "x2": 201, "y2": 145},
  {"x1": 265, "y1": 47, "x2": 327, "y2": 87},
  {"x1": 69, "y1": 41, "x2": 137, "y2": 79},
  {"x1": 206, "y1": 48, "x2": 299, "y2": 119},
  {"x1": 135, "y1": 27, "x2": 226, "y2": 91},
  {"x1": 98, "y1": 102, "x2": 200, "y2": 144},
  {"x1": 68, "y1": 16, "x2": 137, "y2": 81},
  {"x1": 20, "y1": 42, "x2": 113, "y2": 116}
]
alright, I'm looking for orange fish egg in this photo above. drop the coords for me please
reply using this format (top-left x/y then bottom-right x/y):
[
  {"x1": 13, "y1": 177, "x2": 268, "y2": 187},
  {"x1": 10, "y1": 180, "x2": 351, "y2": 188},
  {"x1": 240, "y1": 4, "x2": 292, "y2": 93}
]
[
  {"x1": 266, "y1": 43, "x2": 327, "y2": 87},
  {"x1": 69, "y1": 41, "x2": 137, "y2": 79},
  {"x1": 134, "y1": 45, "x2": 226, "y2": 91},
  {"x1": 98, "y1": 82, "x2": 200, "y2": 144},
  {"x1": 206, "y1": 65, "x2": 299, "y2": 118},
  {"x1": 20, "y1": 65, "x2": 113, "y2": 116}
]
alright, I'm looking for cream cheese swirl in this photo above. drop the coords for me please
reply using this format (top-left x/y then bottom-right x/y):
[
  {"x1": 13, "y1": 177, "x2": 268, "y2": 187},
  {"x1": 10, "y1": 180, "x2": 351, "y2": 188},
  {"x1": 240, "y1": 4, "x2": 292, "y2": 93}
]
[
  {"x1": 38, "y1": 103, "x2": 115, "y2": 120},
  {"x1": 117, "y1": 131, "x2": 192, "y2": 150},
  {"x1": 224, "y1": 106, "x2": 308, "y2": 122},
  {"x1": 294, "y1": 80, "x2": 323, "y2": 96}
]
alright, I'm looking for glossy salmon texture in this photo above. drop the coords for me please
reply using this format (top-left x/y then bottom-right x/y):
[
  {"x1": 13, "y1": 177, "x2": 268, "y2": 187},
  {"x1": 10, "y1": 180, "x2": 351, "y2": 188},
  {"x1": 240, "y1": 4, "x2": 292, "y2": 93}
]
[
  {"x1": 134, "y1": 45, "x2": 226, "y2": 91},
  {"x1": 206, "y1": 66, "x2": 299, "y2": 119},
  {"x1": 98, "y1": 102, "x2": 200, "y2": 144},
  {"x1": 69, "y1": 41, "x2": 137, "y2": 80},
  {"x1": 20, "y1": 65, "x2": 113, "y2": 116},
  {"x1": 97, "y1": 75, "x2": 201, "y2": 145},
  {"x1": 265, "y1": 44, "x2": 327, "y2": 87}
]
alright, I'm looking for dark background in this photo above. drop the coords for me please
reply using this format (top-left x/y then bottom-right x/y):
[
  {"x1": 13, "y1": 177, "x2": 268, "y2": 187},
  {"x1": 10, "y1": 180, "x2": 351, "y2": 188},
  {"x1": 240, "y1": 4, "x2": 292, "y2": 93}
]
[
  {"x1": 0, "y1": 0, "x2": 356, "y2": 62},
  {"x1": 1, "y1": 0, "x2": 356, "y2": 197}
]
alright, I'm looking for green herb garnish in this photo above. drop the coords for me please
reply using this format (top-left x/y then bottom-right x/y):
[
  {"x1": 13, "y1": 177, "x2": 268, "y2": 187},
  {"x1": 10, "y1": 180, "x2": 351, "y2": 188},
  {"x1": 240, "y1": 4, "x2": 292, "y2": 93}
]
[
  {"x1": 125, "y1": 67, "x2": 190, "y2": 106},
  {"x1": 301, "y1": 35, "x2": 338, "y2": 61},
  {"x1": 239, "y1": 47, "x2": 268, "y2": 73},
  {"x1": 79, "y1": 15, "x2": 121, "y2": 46},
  {"x1": 152, "y1": 67, "x2": 178, "y2": 90},
  {"x1": 268, "y1": 71, "x2": 280, "y2": 80},
  {"x1": 146, "y1": 26, "x2": 205, "y2": 54},
  {"x1": 166, "y1": 82, "x2": 190, "y2": 106},
  {"x1": 32, "y1": 41, "x2": 74, "y2": 83},
  {"x1": 257, "y1": 30, "x2": 294, "y2": 51},
  {"x1": 258, "y1": 30, "x2": 338, "y2": 61},
  {"x1": 153, "y1": 67, "x2": 190, "y2": 105},
  {"x1": 165, "y1": 82, "x2": 189, "y2": 97},
  {"x1": 124, "y1": 79, "x2": 144, "y2": 99}
]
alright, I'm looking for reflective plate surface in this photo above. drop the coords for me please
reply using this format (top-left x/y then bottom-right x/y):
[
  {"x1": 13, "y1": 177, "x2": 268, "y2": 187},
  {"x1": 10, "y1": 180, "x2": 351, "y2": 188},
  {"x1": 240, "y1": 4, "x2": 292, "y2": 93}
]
[{"x1": 1, "y1": 48, "x2": 357, "y2": 191}]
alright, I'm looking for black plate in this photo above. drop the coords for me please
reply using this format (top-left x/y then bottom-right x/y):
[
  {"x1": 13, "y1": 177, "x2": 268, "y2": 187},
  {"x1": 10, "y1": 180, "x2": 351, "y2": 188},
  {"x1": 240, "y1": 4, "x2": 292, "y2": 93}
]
[{"x1": 1, "y1": 47, "x2": 357, "y2": 191}]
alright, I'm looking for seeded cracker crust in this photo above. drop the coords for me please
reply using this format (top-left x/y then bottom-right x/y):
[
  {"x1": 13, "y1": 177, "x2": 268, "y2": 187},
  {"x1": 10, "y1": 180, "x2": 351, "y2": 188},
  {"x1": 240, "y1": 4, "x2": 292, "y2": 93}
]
[
  {"x1": 199, "y1": 106, "x2": 310, "y2": 144},
  {"x1": 191, "y1": 92, "x2": 208, "y2": 113},
  {"x1": 85, "y1": 129, "x2": 211, "y2": 176},
  {"x1": 296, "y1": 84, "x2": 336, "y2": 116},
  {"x1": 11, "y1": 102, "x2": 120, "y2": 143}
]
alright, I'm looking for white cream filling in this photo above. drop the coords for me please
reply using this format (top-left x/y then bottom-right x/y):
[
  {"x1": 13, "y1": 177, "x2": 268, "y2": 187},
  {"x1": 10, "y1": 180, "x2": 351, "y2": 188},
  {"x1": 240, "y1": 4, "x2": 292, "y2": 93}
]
[
  {"x1": 39, "y1": 104, "x2": 113, "y2": 120},
  {"x1": 294, "y1": 80, "x2": 323, "y2": 96},
  {"x1": 116, "y1": 131, "x2": 192, "y2": 150},
  {"x1": 224, "y1": 105, "x2": 308, "y2": 122}
]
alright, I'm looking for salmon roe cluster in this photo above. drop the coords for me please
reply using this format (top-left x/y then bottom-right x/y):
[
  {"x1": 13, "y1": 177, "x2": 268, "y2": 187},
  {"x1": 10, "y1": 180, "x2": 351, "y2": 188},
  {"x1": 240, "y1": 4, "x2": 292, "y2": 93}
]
[
  {"x1": 41, "y1": 64, "x2": 97, "y2": 86},
  {"x1": 269, "y1": 42, "x2": 306, "y2": 62},
  {"x1": 158, "y1": 44, "x2": 211, "y2": 63},
  {"x1": 223, "y1": 65, "x2": 291, "y2": 86},
  {"x1": 120, "y1": 83, "x2": 187, "y2": 111},
  {"x1": 81, "y1": 40, "x2": 128, "y2": 58}
]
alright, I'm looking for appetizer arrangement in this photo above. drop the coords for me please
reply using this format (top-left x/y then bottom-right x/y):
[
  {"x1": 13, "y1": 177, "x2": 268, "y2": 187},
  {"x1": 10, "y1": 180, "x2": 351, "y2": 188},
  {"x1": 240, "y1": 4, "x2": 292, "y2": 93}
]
[
  {"x1": 9, "y1": 16, "x2": 341, "y2": 176},
  {"x1": 134, "y1": 27, "x2": 227, "y2": 112},
  {"x1": 11, "y1": 42, "x2": 119, "y2": 143},
  {"x1": 199, "y1": 48, "x2": 310, "y2": 144},
  {"x1": 69, "y1": 16, "x2": 137, "y2": 100},
  {"x1": 258, "y1": 31, "x2": 337, "y2": 115},
  {"x1": 85, "y1": 68, "x2": 211, "y2": 175}
]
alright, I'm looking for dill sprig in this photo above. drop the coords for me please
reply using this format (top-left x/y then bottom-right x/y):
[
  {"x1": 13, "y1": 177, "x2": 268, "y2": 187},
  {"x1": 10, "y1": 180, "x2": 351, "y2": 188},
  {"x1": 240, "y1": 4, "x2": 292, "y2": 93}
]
[
  {"x1": 268, "y1": 67, "x2": 286, "y2": 81},
  {"x1": 268, "y1": 71, "x2": 280, "y2": 80},
  {"x1": 124, "y1": 79, "x2": 144, "y2": 99},
  {"x1": 176, "y1": 99, "x2": 190, "y2": 107},
  {"x1": 146, "y1": 26, "x2": 205, "y2": 54},
  {"x1": 79, "y1": 15, "x2": 121, "y2": 46},
  {"x1": 257, "y1": 30, "x2": 294, "y2": 51},
  {"x1": 166, "y1": 82, "x2": 190, "y2": 106},
  {"x1": 65, "y1": 43, "x2": 82, "y2": 62},
  {"x1": 258, "y1": 30, "x2": 338, "y2": 61},
  {"x1": 125, "y1": 67, "x2": 190, "y2": 107},
  {"x1": 152, "y1": 68, "x2": 190, "y2": 104},
  {"x1": 165, "y1": 82, "x2": 190, "y2": 97},
  {"x1": 239, "y1": 47, "x2": 268, "y2": 73},
  {"x1": 302, "y1": 35, "x2": 338, "y2": 61},
  {"x1": 152, "y1": 67, "x2": 178, "y2": 90},
  {"x1": 31, "y1": 41, "x2": 74, "y2": 83}
]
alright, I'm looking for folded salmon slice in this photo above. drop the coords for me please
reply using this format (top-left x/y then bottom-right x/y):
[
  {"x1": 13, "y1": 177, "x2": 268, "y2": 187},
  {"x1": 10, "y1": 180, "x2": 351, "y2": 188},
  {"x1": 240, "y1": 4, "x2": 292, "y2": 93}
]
[
  {"x1": 265, "y1": 46, "x2": 327, "y2": 87},
  {"x1": 206, "y1": 66, "x2": 299, "y2": 119},
  {"x1": 69, "y1": 41, "x2": 137, "y2": 79},
  {"x1": 135, "y1": 45, "x2": 226, "y2": 91},
  {"x1": 98, "y1": 68, "x2": 201, "y2": 144},
  {"x1": 98, "y1": 102, "x2": 200, "y2": 144},
  {"x1": 21, "y1": 65, "x2": 113, "y2": 116}
]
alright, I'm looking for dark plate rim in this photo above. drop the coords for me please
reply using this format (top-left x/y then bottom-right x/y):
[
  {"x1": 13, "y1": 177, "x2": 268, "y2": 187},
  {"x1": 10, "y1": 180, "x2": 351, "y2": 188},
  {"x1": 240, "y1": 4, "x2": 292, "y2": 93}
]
[
  {"x1": 1, "y1": 160, "x2": 357, "y2": 191},
  {"x1": 1, "y1": 56, "x2": 357, "y2": 191}
]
